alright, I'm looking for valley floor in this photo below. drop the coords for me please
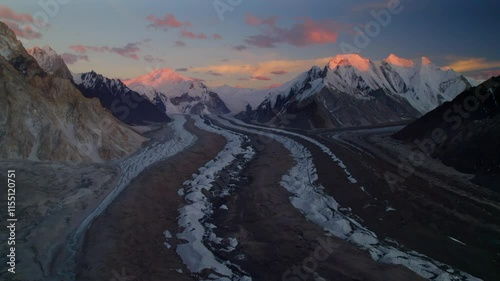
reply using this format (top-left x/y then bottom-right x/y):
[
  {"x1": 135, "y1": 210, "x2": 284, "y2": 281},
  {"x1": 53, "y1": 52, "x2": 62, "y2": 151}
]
[{"x1": 1, "y1": 115, "x2": 497, "y2": 281}]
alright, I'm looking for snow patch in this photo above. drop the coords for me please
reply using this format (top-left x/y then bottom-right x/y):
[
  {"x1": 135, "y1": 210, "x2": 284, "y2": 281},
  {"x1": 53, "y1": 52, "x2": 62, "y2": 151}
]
[
  {"x1": 214, "y1": 116, "x2": 481, "y2": 281},
  {"x1": 175, "y1": 115, "x2": 254, "y2": 280}
]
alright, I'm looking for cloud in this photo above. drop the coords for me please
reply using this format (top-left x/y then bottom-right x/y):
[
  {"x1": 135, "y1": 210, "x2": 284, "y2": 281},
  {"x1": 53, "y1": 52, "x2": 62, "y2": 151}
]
[
  {"x1": 252, "y1": 75, "x2": 271, "y2": 81},
  {"x1": 191, "y1": 57, "x2": 332, "y2": 77},
  {"x1": 175, "y1": 41, "x2": 186, "y2": 47},
  {"x1": 0, "y1": 6, "x2": 44, "y2": 39},
  {"x1": 268, "y1": 83, "x2": 282, "y2": 89},
  {"x1": 469, "y1": 69, "x2": 500, "y2": 81},
  {"x1": 143, "y1": 55, "x2": 165, "y2": 63},
  {"x1": 70, "y1": 42, "x2": 141, "y2": 60},
  {"x1": 147, "y1": 13, "x2": 191, "y2": 30},
  {"x1": 445, "y1": 57, "x2": 500, "y2": 72},
  {"x1": 190, "y1": 77, "x2": 205, "y2": 82},
  {"x1": 238, "y1": 77, "x2": 250, "y2": 81},
  {"x1": 0, "y1": 5, "x2": 33, "y2": 23},
  {"x1": 207, "y1": 70, "x2": 223, "y2": 76},
  {"x1": 2, "y1": 20, "x2": 42, "y2": 39},
  {"x1": 245, "y1": 14, "x2": 278, "y2": 26},
  {"x1": 175, "y1": 67, "x2": 189, "y2": 72},
  {"x1": 213, "y1": 34, "x2": 223, "y2": 40},
  {"x1": 180, "y1": 30, "x2": 208, "y2": 39},
  {"x1": 245, "y1": 35, "x2": 279, "y2": 48},
  {"x1": 233, "y1": 45, "x2": 248, "y2": 51},
  {"x1": 271, "y1": 70, "x2": 288, "y2": 75},
  {"x1": 61, "y1": 53, "x2": 89, "y2": 65},
  {"x1": 244, "y1": 14, "x2": 347, "y2": 48}
]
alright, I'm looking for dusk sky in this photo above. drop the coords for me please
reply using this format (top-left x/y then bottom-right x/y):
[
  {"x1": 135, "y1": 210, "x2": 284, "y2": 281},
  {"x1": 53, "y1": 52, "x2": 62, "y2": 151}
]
[{"x1": 2, "y1": 0, "x2": 499, "y2": 88}]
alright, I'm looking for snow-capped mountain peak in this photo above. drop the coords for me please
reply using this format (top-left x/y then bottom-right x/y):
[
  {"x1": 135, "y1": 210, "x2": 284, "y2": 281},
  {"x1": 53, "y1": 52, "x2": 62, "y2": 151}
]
[
  {"x1": 124, "y1": 68, "x2": 230, "y2": 114},
  {"x1": 421, "y1": 56, "x2": 432, "y2": 65},
  {"x1": 27, "y1": 45, "x2": 73, "y2": 79},
  {"x1": 385, "y1": 54, "x2": 415, "y2": 67},
  {"x1": 252, "y1": 53, "x2": 472, "y2": 129},
  {"x1": 328, "y1": 53, "x2": 371, "y2": 71},
  {"x1": 126, "y1": 67, "x2": 192, "y2": 86}
]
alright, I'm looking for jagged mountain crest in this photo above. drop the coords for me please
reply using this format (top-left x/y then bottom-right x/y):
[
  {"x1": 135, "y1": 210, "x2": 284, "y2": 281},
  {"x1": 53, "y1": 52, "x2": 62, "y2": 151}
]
[
  {"x1": 73, "y1": 71, "x2": 171, "y2": 125},
  {"x1": 251, "y1": 53, "x2": 470, "y2": 129},
  {"x1": 124, "y1": 68, "x2": 231, "y2": 114},
  {"x1": 0, "y1": 21, "x2": 145, "y2": 162},
  {"x1": 27, "y1": 45, "x2": 73, "y2": 79}
]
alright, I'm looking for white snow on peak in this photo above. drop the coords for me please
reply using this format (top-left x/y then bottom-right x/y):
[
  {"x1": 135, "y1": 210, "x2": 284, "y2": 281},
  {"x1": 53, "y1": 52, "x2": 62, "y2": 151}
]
[
  {"x1": 123, "y1": 68, "x2": 210, "y2": 100},
  {"x1": 421, "y1": 56, "x2": 432, "y2": 65},
  {"x1": 131, "y1": 67, "x2": 192, "y2": 84},
  {"x1": 262, "y1": 53, "x2": 470, "y2": 114},
  {"x1": 384, "y1": 54, "x2": 415, "y2": 68},
  {"x1": 27, "y1": 45, "x2": 60, "y2": 72},
  {"x1": 328, "y1": 54, "x2": 371, "y2": 71}
]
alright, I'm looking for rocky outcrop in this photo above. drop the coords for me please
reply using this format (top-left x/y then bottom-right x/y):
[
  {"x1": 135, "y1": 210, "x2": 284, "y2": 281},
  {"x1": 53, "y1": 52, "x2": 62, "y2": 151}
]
[
  {"x1": 394, "y1": 76, "x2": 500, "y2": 189},
  {"x1": 0, "y1": 21, "x2": 145, "y2": 163},
  {"x1": 27, "y1": 45, "x2": 73, "y2": 80}
]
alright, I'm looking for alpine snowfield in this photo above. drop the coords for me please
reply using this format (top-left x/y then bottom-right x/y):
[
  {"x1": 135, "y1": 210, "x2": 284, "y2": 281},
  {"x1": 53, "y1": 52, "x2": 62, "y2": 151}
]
[
  {"x1": 212, "y1": 116, "x2": 481, "y2": 281},
  {"x1": 175, "y1": 115, "x2": 254, "y2": 281}
]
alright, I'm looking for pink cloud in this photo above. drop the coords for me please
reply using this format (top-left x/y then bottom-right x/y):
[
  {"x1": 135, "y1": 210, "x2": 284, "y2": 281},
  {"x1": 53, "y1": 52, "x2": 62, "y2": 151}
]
[
  {"x1": 213, "y1": 34, "x2": 223, "y2": 40},
  {"x1": 0, "y1": 6, "x2": 33, "y2": 23},
  {"x1": 175, "y1": 41, "x2": 186, "y2": 47},
  {"x1": 271, "y1": 70, "x2": 287, "y2": 75},
  {"x1": 70, "y1": 45, "x2": 87, "y2": 53},
  {"x1": 252, "y1": 75, "x2": 272, "y2": 81},
  {"x1": 268, "y1": 83, "x2": 282, "y2": 89},
  {"x1": 61, "y1": 53, "x2": 89, "y2": 65},
  {"x1": 0, "y1": 6, "x2": 43, "y2": 40},
  {"x1": 245, "y1": 14, "x2": 278, "y2": 26},
  {"x1": 2, "y1": 20, "x2": 42, "y2": 39},
  {"x1": 470, "y1": 69, "x2": 500, "y2": 81},
  {"x1": 245, "y1": 14, "x2": 346, "y2": 48},
  {"x1": 233, "y1": 45, "x2": 248, "y2": 51},
  {"x1": 180, "y1": 30, "x2": 208, "y2": 39},
  {"x1": 147, "y1": 13, "x2": 191, "y2": 30},
  {"x1": 69, "y1": 42, "x2": 141, "y2": 60}
]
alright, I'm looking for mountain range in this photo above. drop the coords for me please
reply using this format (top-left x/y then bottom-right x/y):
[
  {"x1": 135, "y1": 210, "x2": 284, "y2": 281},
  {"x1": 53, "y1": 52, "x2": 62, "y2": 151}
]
[
  {"x1": 123, "y1": 69, "x2": 231, "y2": 115},
  {"x1": 73, "y1": 71, "x2": 171, "y2": 125},
  {"x1": 1, "y1": 20, "x2": 494, "y2": 163}
]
